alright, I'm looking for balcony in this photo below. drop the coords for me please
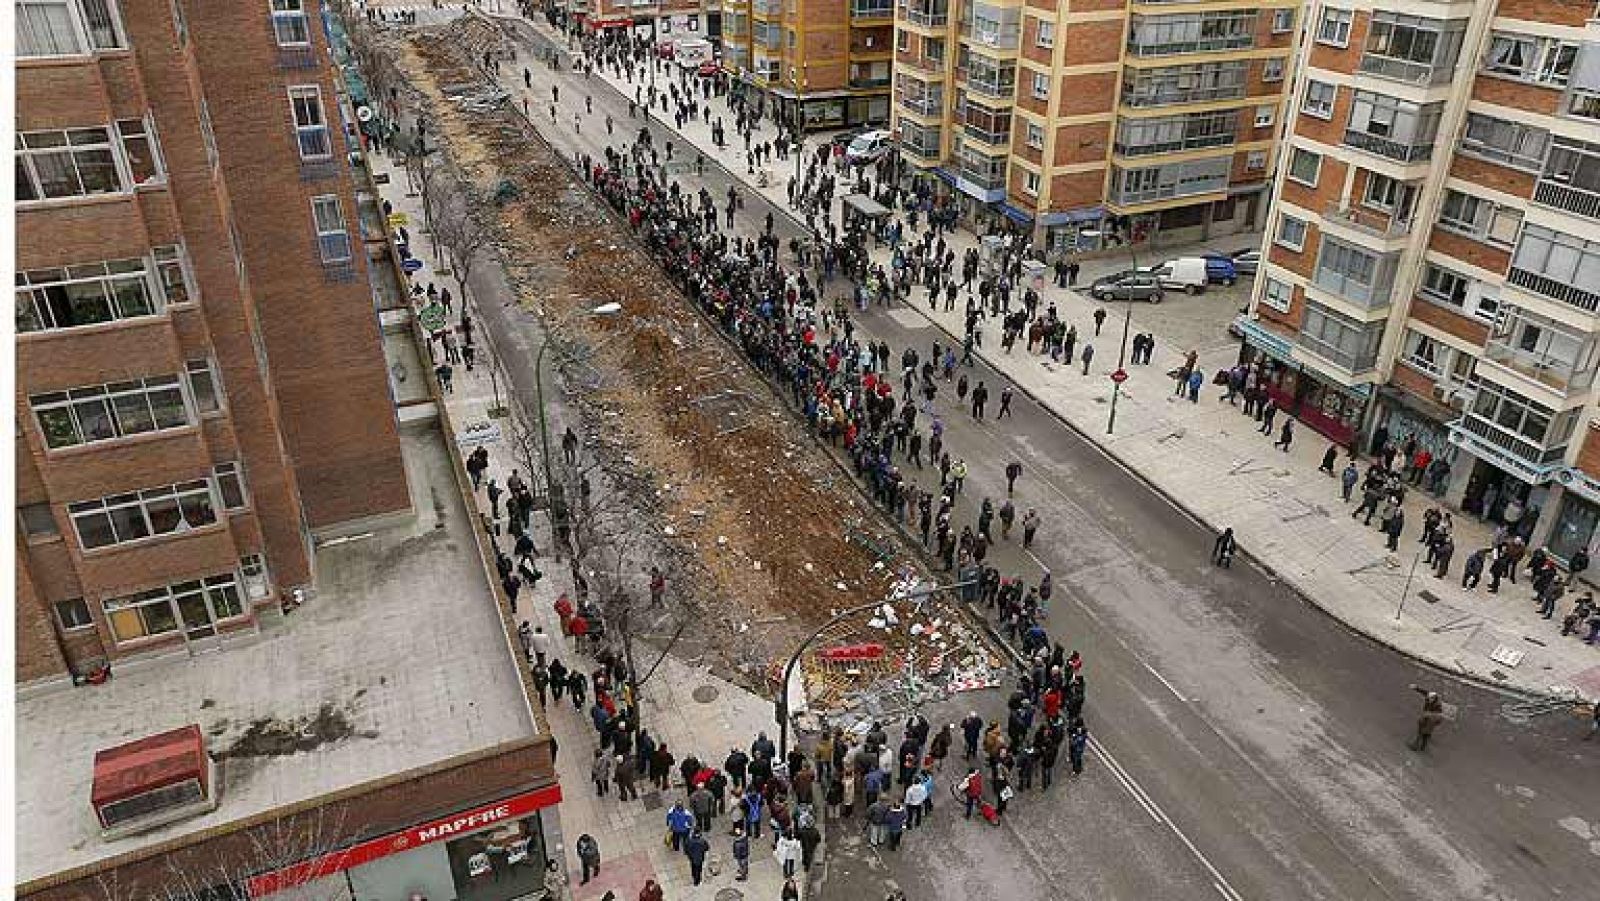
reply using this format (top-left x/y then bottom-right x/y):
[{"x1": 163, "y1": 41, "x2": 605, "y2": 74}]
[
  {"x1": 960, "y1": 25, "x2": 1020, "y2": 53},
  {"x1": 959, "y1": 68, "x2": 1016, "y2": 100},
  {"x1": 752, "y1": 0, "x2": 780, "y2": 14},
  {"x1": 1534, "y1": 179, "x2": 1600, "y2": 220},
  {"x1": 1343, "y1": 129, "x2": 1434, "y2": 163},
  {"x1": 957, "y1": 162, "x2": 1006, "y2": 191},
  {"x1": 1114, "y1": 130, "x2": 1233, "y2": 158},
  {"x1": 897, "y1": 91, "x2": 944, "y2": 117},
  {"x1": 850, "y1": 74, "x2": 893, "y2": 89},
  {"x1": 851, "y1": 0, "x2": 894, "y2": 19},
  {"x1": 904, "y1": 6, "x2": 949, "y2": 28},
  {"x1": 1111, "y1": 173, "x2": 1228, "y2": 205},
  {"x1": 900, "y1": 54, "x2": 947, "y2": 75},
  {"x1": 1507, "y1": 266, "x2": 1600, "y2": 312},
  {"x1": 1356, "y1": 53, "x2": 1451, "y2": 86},
  {"x1": 1322, "y1": 202, "x2": 1413, "y2": 240},
  {"x1": 1483, "y1": 341, "x2": 1597, "y2": 396},
  {"x1": 1453, "y1": 414, "x2": 1570, "y2": 470},
  {"x1": 963, "y1": 123, "x2": 1010, "y2": 147}
]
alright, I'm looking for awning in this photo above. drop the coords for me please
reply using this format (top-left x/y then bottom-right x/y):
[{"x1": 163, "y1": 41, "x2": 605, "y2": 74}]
[
  {"x1": 1375, "y1": 383, "x2": 1456, "y2": 424},
  {"x1": 1234, "y1": 315, "x2": 1294, "y2": 362},
  {"x1": 998, "y1": 202, "x2": 1034, "y2": 225},
  {"x1": 932, "y1": 167, "x2": 958, "y2": 186},
  {"x1": 1038, "y1": 206, "x2": 1104, "y2": 227}
]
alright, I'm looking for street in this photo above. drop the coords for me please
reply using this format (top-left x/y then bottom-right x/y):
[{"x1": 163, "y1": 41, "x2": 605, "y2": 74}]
[{"x1": 388, "y1": 10, "x2": 1600, "y2": 901}]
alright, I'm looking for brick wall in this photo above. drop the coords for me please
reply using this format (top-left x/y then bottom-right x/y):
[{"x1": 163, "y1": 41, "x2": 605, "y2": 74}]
[
  {"x1": 1268, "y1": 226, "x2": 1318, "y2": 279},
  {"x1": 1429, "y1": 228, "x2": 1511, "y2": 278},
  {"x1": 1060, "y1": 18, "x2": 1123, "y2": 66},
  {"x1": 1450, "y1": 153, "x2": 1536, "y2": 201},
  {"x1": 1049, "y1": 169, "x2": 1107, "y2": 211},
  {"x1": 1307, "y1": 10, "x2": 1367, "y2": 74},
  {"x1": 1057, "y1": 71, "x2": 1117, "y2": 116},
  {"x1": 1408, "y1": 298, "x2": 1490, "y2": 346},
  {"x1": 1575, "y1": 422, "x2": 1600, "y2": 476},
  {"x1": 1473, "y1": 75, "x2": 1562, "y2": 117},
  {"x1": 1497, "y1": 0, "x2": 1594, "y2": 29},
  {"x1": 14, "y1": 549, "x2": 69, "y2": 683},
  {"x1": 1053, "y1": 121, "x2": 1109, "y2": 166}
]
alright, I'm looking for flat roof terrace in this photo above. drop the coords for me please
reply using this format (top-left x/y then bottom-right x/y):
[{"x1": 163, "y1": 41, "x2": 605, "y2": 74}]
[{"x1": 15, "y1": 423, "x2": 537, "y2": 886}]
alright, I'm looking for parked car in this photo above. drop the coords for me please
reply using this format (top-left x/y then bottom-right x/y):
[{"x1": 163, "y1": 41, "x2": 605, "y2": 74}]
[
  {"x1": 830, "y1": 128, "x2": 869, "y2": 150},
  {"x1": 1090, "y1": 270, "x2": 1165, "y2": 303},
  {"x1": 1228, "y1": 248, "x2": 1260, "y2": 276},
  {"x1": 1149, "y1": 257, "x2": 1210, "y2": 294},
  {"x1": 845, "y1": 129, "x2": 893, "y2": 164},
  {"x1": 1197, "y1": 253, "x2": 1239, "y2": 285}
]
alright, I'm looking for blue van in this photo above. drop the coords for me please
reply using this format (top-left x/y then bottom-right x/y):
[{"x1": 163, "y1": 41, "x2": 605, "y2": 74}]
[{"x1": 1200, "y1": 253, "x2": 1239, "y2": 286}]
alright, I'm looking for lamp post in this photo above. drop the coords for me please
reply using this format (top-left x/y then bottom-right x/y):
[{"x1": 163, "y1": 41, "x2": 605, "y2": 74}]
[
  {"x1": 533, "y1": 301, "x2": 623, "y2": 525},
  {"x1": 1081, "y1": 228, "x2": 1136, "y2": 435},
  {"x1": 791, "y1": 63, "x2": 809, "y2": 193},
  {"x1": 775, "y1": 578, "x2": 977, "y2": 759}
]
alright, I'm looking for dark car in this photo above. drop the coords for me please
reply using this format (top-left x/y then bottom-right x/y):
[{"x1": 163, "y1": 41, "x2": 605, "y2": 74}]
[
  {"x1": 1090, "y1": 270, "x2": 1164, "y2": 304},
  {"x1": 829, "y1": 128, "x2": 869, "y2": 150}
]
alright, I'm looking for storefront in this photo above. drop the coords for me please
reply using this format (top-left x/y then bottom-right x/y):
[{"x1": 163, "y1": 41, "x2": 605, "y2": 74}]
[
  {"x1": 1237, "y1": 319, "x2": 1372, "y2": 447},
  {"x1": 1548, "y1": 477, "x2": 1600, "y2": 562},
  {"x1": 248, "y1": 786, "x2": 562, "y2": 901},
  {"x1": 1040, "y1": 207, "x2": 1107, "y2": 255}
]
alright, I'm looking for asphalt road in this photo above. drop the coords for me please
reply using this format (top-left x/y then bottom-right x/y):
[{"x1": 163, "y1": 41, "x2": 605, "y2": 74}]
[{"x1": 415, "y1": 14, "x2": 1600, "y2": 901}]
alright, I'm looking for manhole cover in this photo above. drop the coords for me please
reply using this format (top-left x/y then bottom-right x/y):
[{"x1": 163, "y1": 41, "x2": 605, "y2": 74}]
[
  {"x1": 693, "y1": 685, "x2": 720, "y2": 704},
  {"x1": 640, "y1": 791, "x2": 664, "y2": 811},
  {"x1": 715, "y1": 890, "x2": 745, "y2": 901}
]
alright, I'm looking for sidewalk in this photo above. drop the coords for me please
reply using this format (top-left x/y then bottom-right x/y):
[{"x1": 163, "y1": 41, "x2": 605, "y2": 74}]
[
  {"x1": 498, "y1": 14, "x2": 1599, "y2": 700},
  {"x1": 370, "y1": 147, "x2": 806, "y2": 901}
]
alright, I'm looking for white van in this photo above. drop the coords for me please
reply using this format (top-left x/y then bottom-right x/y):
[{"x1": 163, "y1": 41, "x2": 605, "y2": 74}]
[{"x1": 1149, "y1": 257, "x2": 1209, "y2": 295}]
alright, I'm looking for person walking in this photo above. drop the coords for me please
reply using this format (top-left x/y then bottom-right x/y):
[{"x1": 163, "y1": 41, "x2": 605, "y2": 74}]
[
  {"x1": 961, "y1": 712, "x2": 983, "y2": 760},
  {"x1": 1320, "y1": 445, "x2": 1339, "y2": 476},
  {"x1": 615, "y1": 751, "x2": 640, "y2": 801},
  {"x1": 1093, "y1": 307, "x2": 1106, "y2": 336},
  {"x1": 885, "y1": 801, "x2": 908, "y2": 850},
  {"x1": 685, "y1": 830, "x2": 711, "y2": 886},
  {"x1": 575, "y1": 833, "x2": 601, "y2": 885},
  {"x1": 1005, "y1": 460, "x2": 1023, "y2": 496},
  {"x1": 1022, "y1": 508, "x2": 1040, "y2": 549},
  {"x1": 591, "y1": 748, "x2": 613, "y2": 797},
  {"x1": 1274, "y1": 419, "x2": 1294, "y2": 452},
  {"x1": 732, "y1": 826, "x2": 751, "y2": 881},
  {"x1": 1080, "y1": 343, "x2": 1095, "y2": 376},
  {"x1": 1385, "y1": 507, "x2": 1406, "y2": 551},
  {"x1": 1409, "y1": 685, "x2": 1446, "y2": 752},
  {"x1": 998, "y1": 385, "x2": 1014, "y2": 419},
  {"x1": 666, "y1": 801, "x2": 694, "y2": 853},
  {"x1": 1068, "y1": 722, "x2": 1089, "y2": 777},
  {"x1": 1212, "y1": 528, "x2": 1236, "y2": 568},
  {"x1": 960, "y1": 767, "x2": 984, "y2": 819},
  {"x1": 775, "y1": 831, "x2": 802, "y2": 878},
  {"x1": 1341, "y1": 461, "x2": 1360, "y2": 502}
]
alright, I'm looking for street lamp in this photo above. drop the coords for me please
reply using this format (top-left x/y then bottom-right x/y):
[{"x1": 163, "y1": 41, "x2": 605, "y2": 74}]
[
  {"x1": 534, "y1": 302, "x2": 623, "y2": 528},
  {"x1": 791, "y1": 64, "x2": 808, "y2": 192},
  {"x1": 774, "y1": 578, "x2": 977, "y2": 759},
  {"x1": 1080, "y1": 228, "x2": 1135, "y2": 435}
]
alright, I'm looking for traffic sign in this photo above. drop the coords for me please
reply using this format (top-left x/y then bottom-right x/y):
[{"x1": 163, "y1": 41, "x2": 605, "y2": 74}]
[
  {"x1": 402, "y1": 257, "x2": 424, "y2": 273},
  {"x1": 418, "y1": 301, "x2": 447, "y2": 332},
  {"x1": 1110, "y1": 369, "x2": 1129, "y2": 384}
]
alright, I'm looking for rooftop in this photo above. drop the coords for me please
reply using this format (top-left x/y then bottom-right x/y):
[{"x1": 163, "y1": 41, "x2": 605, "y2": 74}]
[{"x1": 15, "y1": 423, "x2": 537, "y2": 885}]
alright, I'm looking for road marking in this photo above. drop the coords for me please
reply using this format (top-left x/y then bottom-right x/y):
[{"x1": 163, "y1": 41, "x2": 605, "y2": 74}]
[{"x1": 1144, "y1": 661, "x2": 1188, "y2": 702}]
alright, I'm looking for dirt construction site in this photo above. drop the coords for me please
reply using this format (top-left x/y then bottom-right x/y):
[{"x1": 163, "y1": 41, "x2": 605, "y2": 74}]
[{"x1": 390, "y1": 16, "x2": 1004, "y2": 725}]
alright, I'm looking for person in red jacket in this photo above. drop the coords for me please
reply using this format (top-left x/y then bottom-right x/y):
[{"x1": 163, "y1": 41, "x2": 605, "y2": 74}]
[{"x1": 959, "y1": 767, "x2": 984, "y2": 819}]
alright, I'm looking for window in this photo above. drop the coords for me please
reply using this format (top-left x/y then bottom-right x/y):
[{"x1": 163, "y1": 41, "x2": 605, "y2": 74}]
[
  {"x1": 152, "y1": 246, "x2": 193, "y2": 306},
  {"x1": 312, "y1": 195, "x2": 351, "y2": 264},
  {"x1": 185, "y1": 359, "x2": 222, "y2": 413},
  {"x1": 240, "y1": 553, "x2": 272, "y2": 600},
  {"x1": 1026, "y1": 121, "x2": 1044, "y2": 150},
  {"x1": 16, "y1": 0, "x2": 125, "y2": 57},
  {"x1": 1127, "y1": 11, "x2": 1257, "y2": 57},
  {"x1": 1303, "y1": 81, "x2": 1336, "y2": 119},
  {"x1": 1276, "y1": 214, "x2": 1307, "y2": 251},
  {"x1": 1485, "y1": 33, "x2": 1578, "y2": 87},
  {"x1": 1345, "y1": 91, "x2": 1442, "y2": 162},
  {"x1": 198, "y1": 98, "x2": 219, "y2": 170},
  {"x1": 20, "y1": 504, "x2": 60, "y2": 539},
  {"x1": 1438, "y1": 190, "x2": 1522, "y2": 247},
  {"x1": 1363, "y1": 172, "x2": 1399, "y2": 210},
  {"x1": 1022, "y1": 170, "x2": 1040, "y2": 195},
  {"x1": 1246, "y1": 150, "x2": 1266, "y2": 170},
  {"x1": 1121, "y1": 60, "x2": 1248, "y2": 108},
  {"x1": 289, "y1": 86, "x2": 332, "y2": 160},
  {"x1": 55, "y1": 598, "x2": 94, "y2": 630},
  {"x1": 1403, "y1": 330, "x2": 1444, "y2": 376},
  {"x1": 15, "y1": 256, "x2": 162, "y2": 333},
  {"x1": 1460, "y1": 114, "x2": 1549, "y2": 172},
  {"x1": 15, "y1": 127, "x2": 124, "y2": 202},
  {"x1": 115, "y1": 116, "x2": 164, "y2": 185},
  {"x1": 1114, "y1": 109, "x2": 1236, "y2": 156},
  {"x1": 1263, "y1": 58, "x2": 1284, "y2": 82},
  {"x1": 1288, "y1": 147, "x2": 1321, "y2": 186},
  {"x1": 1031, "y1": 71, "x2": 1049, "y2": 99},
  {"x1": 271, "y1": 0, "x2": 310, "y2": 47},
  {"x1": 171, "y1": 0, "x2": 186, "y2": 46},
  {"x1": 214, "y1": 462, "x2": 248, "y2": 510},
  {"x1": 1260, "y1": 277, "x2": 1292, "y2": 313},
  {"x1": 69, "y1": 479, "x2": 218, "y2": 550},
  {"x1": 1272, "y1": 8, "x2": 1293, "y2": 34},
  {"x1": 1254, "y1": 105, "x2": 1274, "y2": 128},
  {"x1": 1317, "y1": 7, "x2": 1352, "y2": 48},
  {"x1": 102, "y1": 573, "x2": 245, "y2": 644},
  {"x1": 1299, "y1": 301, "x2": 1384, "y2": 371},
  {"x1": 897, "y1": 29, "x2": 909, "y2": 53},
  {"x1": 1314, "y1": 236, "x2": 1390, "y2": 306},
  {"x1": 1512, "y1": 224, "x2": 1600, "y2": 293},
  {"x1": 1361, "y1": 13, "x2": 1466, "y2": 85},
  {"x1": 1418, "y1": 262, "x2": 1497, "y2": 320},
  {"x1": 1470, "y1": 381, "x2": 1567, "y2": 448},
  {"x1": 30, "y1": 376, "x2": 191, "y2": 450},
  {"x1": 1036, "y1": 21, "x2": 1054, "y2": 48}
]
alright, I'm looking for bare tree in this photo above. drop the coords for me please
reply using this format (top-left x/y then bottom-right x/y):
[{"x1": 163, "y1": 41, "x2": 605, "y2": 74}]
[{"x1": 432, "y1": 178, "x2": 496, "y2": 321}]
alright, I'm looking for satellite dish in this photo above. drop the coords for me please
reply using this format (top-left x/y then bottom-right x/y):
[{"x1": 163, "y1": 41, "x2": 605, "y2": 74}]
[{"x1": 357, "y1": 105, "x2": 374, "y2": 122}]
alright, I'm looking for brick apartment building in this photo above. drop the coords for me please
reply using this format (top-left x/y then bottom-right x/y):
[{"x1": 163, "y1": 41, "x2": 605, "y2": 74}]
[
  {"x1": 890, "y1": 0, "x2": 1299, "y2": 251},
  {"x1": 1239, "y1": 0, "x2": 1600, "y2": 560},
  {"x1": 719, "y1": 0, "x2": 896, "y2": 129},
  {"x1": 15, "y1": 0, "x2": 410, "y2": 683},
  {"x1": 15, "y1": 6, "x2": 563, "y2": 901}
]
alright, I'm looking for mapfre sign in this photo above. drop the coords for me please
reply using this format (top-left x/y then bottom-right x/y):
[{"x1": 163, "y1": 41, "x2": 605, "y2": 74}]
[{"x1": 246, "y1": 784, "x2": 562, "y2": 896}]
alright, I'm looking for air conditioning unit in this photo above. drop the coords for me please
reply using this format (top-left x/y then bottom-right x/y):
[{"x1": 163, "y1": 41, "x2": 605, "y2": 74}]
[{"x1": 92, "y1": 724, "x2": 219, "y2": 839}]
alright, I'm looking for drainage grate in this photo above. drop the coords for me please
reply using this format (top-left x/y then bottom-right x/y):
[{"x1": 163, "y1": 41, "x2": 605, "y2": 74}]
[{"x1": 693, "y1": 685, "x2": 720, "y2": 704}]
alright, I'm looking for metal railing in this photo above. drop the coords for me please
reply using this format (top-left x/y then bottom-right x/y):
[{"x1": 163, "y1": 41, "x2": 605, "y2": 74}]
[
  {"x1": 1127, "y1": 33, "x2": 1253, "y2": 57},
  {"x1": 896, "y1": 91, "x2": 944, "y2": 116},
  {"x1": 1120, "y1": 83, "x2": 1246, "y2": 108},
  {"x1": 1533, "y1": 178, "x2": 1600, "y2": 220},
  {"x1": 960, "y1": 71, "x2": 1015, "y2": 99},
  {"x1": 1322, "y1": 202, "x2": 1413, "y2": 239},
  {"x1": 957, "y1": 163, "x2": 1005, "y2": 189},
  {"x1": 905, "y1": 8, "x2": 949, "y2": 27},
  {"x1": 1458, "y1": 414, "x2": 1569, "y2": 466},
  {"x1": 963, "y1": 122, "x2": 1011, "y2": 146},
  {"x1": 851, "y1": 0, "x2": 895, "y2": 17},
  {"x1": 1343, "y1": 129, "x2": 1434, "y2": 163},
  {"x1": 1482, "y1": 342, "x2": 1596, "y2": 394},
  {"x1": 1111, "y1": 174, "x2": 1228, "y2": 205},
  {"x1": 1297, "y1": 333, "x2": 1378, "y2": 374},
  {"x1": 1114, "y1": 131, "x2": 1233, "y2": 158},
  {"x1": 1508, "y1": 266, "x2": 1600, "y2": 312}
]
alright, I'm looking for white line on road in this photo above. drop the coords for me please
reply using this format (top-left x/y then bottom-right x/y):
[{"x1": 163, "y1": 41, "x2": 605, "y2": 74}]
[{"x1": 1144, "y1": 661, "x2": 1188, "y2": 702}]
